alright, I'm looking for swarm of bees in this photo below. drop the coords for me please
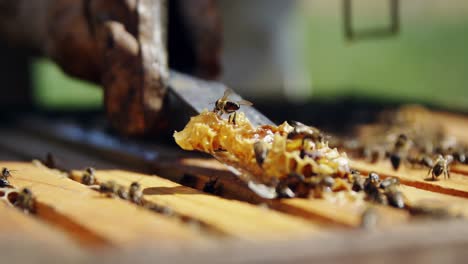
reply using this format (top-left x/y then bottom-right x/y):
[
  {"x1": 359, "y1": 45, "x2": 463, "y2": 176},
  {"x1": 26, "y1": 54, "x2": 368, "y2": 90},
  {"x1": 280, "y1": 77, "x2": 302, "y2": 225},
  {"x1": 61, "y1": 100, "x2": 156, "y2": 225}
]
[
  {"x1": 333, "y1": 106, "x2": 467, "y2": 181},
  {"x1": 352, "y1": 171, "x2": 405, "y2": 208},
  {"x1": 99, "y1": 180, "x2": 127, "y2": 199},
  {"x1": 97, "y1": 180, "x2": 143, "y2": 205},
  {"x1": 252, "y1": 119, "x2": 349, "y2": 198},
  {"x1": 177, "y1": 92, "x2": 465, "y2": 223},
  {"x1": 176, "y1": 88, "x2": 350, "y2": 198},
  {"x1": 83, "y1": 167, "x2": 145, "y2": 204}
]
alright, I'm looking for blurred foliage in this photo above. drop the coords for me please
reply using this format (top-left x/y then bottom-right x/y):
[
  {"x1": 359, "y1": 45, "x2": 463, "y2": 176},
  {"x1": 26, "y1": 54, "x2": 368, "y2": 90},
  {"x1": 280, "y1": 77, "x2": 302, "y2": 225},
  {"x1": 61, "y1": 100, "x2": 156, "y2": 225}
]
[
  {"x1": 32, "y1": 59, "x2": 102, "y2": 109},
  {"x1": 32, "y1": 2, "x2": 468, "y2": 111},
  {"x1": 299, "y1": 4, "x2": 468, "y2": 111}
]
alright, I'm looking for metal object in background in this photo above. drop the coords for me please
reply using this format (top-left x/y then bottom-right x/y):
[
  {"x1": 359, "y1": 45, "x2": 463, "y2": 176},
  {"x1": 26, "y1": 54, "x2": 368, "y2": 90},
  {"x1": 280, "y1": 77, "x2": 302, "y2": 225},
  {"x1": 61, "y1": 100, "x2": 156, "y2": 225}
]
[
  {"x1": 343, "y1": 0, "x2": 400, "y2": 41},
  {"x1": 169, "y1": 71, "x2": 274, "y2": 127}
]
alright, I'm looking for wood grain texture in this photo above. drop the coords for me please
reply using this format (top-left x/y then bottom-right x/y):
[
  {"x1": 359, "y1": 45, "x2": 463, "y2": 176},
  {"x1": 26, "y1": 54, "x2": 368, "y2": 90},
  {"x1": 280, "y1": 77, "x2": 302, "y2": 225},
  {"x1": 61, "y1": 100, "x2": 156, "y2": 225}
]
[
  {"x1": 105, "y1": 220, "x2": 468, "y2": 264},
  {"x1": 399, "y1": 185, "x2": 468, "y2": 217},
  {"x1": 277, "y1": 198, "x2": 408, "y2": 228},
  {"x1": 71, "y1": 169, "x2": 323, "y2": 240},
  {"x1": 1, "y1": 161, "x2": 201, "y2": 248},
  {"x1": 452, "y1": 163, "x2": 468, "y2": 176},
  {"x1": 0, "y1": 201, "x2": 82, "y2": 251}
]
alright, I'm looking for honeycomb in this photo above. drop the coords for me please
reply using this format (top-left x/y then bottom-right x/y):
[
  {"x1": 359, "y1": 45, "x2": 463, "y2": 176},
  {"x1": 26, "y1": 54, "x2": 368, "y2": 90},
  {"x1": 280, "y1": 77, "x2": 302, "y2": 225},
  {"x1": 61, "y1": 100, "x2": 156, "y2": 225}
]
[{"x1": 174, "y1": 111, "x2": 350, "y2": 187}]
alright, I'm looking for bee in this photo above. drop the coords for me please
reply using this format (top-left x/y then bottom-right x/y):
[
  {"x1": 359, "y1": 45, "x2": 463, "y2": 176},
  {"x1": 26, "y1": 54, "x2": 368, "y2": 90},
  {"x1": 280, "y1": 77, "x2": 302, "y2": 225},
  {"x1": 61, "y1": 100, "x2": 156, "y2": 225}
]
[
  {"x1": 44, "y1": 152, "x2": 56, "y2": 168},
  {"x1": 117, "y1": 186, "x2": 129, "y2": 200},
  {"x1": 1, "y1": 167, "x2": 14, "y2": 188},
  {"x1": 407, "y1": 152, "x2": 433, "y2": 168},
  {"x1": 128, "y1": 182, "x2": 143, "y2": 204},
  {"x1": 99, "y1": 180, "x2": 119, "y2": 198},
  {"x1": 308, "y1": 175, "x2": 335, "y2": 198},
  {"x1": 364, "y1": 172, "x2": 387, "y2": 205},
  {"x1": 364, "y1": 172, "x2": 380, "y2": 187},
  {"x1": 360, "y1": 208, "x2": 379, "y2": 229},
  {"x1": 0, "y1": 177, "x2": 10, "y2": 188},
  {"x1": 300, "y1": 141, "x2": 323, "y2": 160},
  {"x1": 102, "y1": 184, "x2": 128, "y2": 200},
  {"x1": 389, "y1": 152, "x2": 403, "y2": 170},
  {"x1": 202, "y1": 177, "x2": 219, "y2": 194},
  {"x1": 81, "y1": 167, "x2": 96, "y2": 185},
  {"x1": 276, "y1": 173, "x2": 309, "y2": 198},
  {"x1": 365, "y1": 185, "x2": 387, "y2": 205},
  {"x1": 394, "y1": 133, "x2": 409, "y2": 149},
  {"x1": 145, "y1": 203, "x2": 174, "y2": 216},
  {"x1": 2, "y1": 167, "x2": 12, "y2": 178},
  {"x1": 427, "y1": 155, "x2": 452, "y2": 181},
  {"x1": 384, "y1": 186, "x2": 405, "y2": 209},
  {"x1": 14, "y1": 188, "x2": 35, "y2": 213},
  {"x1": 287, "y1": 121, "x2": 324, "y2": 142},
  {"x1": 362, "y1": 145, "x2": 385, "y2": 164},
  {"x1": 227, "y1": 112, "x2": 238, "y2": 125},
  {"x1": 452, "y1": 150, "x2": 466, "y2": 164},
  {"x1": 417, "y1": 154, "x2": 434, "y2": 168},
  {"x1": 350, "y1": 170, "x2": 364, "y2": 192},
  {"x1": 320, "y1": 175, "x2": 335, "y2": 188},
  {"x1": 253, "y1": 141, "x2": 269, "y2": 167},
  {"x1": 213, "y1": 89, "x2": 253, "y2": 116},
  {"x1": 379, "y1": 177, "x2": 399, "y2": 190},
  {"x1": 389, "y1": 134, "x2": 410, "y2": 170}
]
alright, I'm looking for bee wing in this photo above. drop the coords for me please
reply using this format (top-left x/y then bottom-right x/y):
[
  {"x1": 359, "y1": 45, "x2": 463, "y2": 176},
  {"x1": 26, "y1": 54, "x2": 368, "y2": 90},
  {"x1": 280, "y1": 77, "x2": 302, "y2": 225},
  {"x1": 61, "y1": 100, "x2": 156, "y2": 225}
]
[
  {"x1": 221, "y1": 88, "x2": 233, "y2": 100},
  {"x1": 238, "y1": 99, "x2": 253, "y2": 106}
]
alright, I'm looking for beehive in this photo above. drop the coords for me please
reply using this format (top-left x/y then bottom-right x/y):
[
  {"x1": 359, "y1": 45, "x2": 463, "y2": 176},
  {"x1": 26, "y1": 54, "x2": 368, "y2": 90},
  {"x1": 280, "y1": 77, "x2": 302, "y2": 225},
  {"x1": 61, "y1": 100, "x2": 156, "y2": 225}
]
[{"x1": 0, "y1": 109, "x2": 468, "y2": 263}]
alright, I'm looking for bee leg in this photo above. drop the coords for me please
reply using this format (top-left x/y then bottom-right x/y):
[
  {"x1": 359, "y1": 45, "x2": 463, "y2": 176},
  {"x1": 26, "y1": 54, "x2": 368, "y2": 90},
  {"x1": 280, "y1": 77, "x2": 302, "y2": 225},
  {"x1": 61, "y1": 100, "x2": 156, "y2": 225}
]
[
  {"x1": 228, "y1": 112, "x2": 237, "y2": 125},
  {"x1": 446, "y1": 168, "x2": 450, "y2": 179}
]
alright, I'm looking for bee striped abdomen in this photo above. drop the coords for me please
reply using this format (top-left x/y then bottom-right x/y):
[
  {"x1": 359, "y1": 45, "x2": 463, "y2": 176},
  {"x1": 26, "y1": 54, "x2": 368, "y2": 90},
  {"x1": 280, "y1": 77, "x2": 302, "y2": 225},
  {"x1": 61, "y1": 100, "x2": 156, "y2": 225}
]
[{"x1": 224, "y1": 101, "x2": 240, "y2": 113}]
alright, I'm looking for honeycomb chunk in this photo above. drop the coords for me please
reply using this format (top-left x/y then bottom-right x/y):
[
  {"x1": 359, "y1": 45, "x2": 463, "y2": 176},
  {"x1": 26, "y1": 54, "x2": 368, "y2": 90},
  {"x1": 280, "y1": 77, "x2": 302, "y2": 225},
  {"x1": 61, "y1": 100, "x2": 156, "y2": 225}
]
[{"x1": 174, "y1": 111, "x2": 350, "y2": 187}]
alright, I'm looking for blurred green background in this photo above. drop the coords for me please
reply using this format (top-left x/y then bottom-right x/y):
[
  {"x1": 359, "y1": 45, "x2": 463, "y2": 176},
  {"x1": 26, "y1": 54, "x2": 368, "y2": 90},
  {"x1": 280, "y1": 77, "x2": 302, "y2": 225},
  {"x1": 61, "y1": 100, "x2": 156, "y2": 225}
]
[
  {"x1": 33, "y1": 59, "x2": 102, "y2": 109},
  {"x1": 298, "y1": 1, "x2": 468, "y2": 110},
  {"x1": 32, "y1": 0, "x2": 468, "y2": 111}
]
